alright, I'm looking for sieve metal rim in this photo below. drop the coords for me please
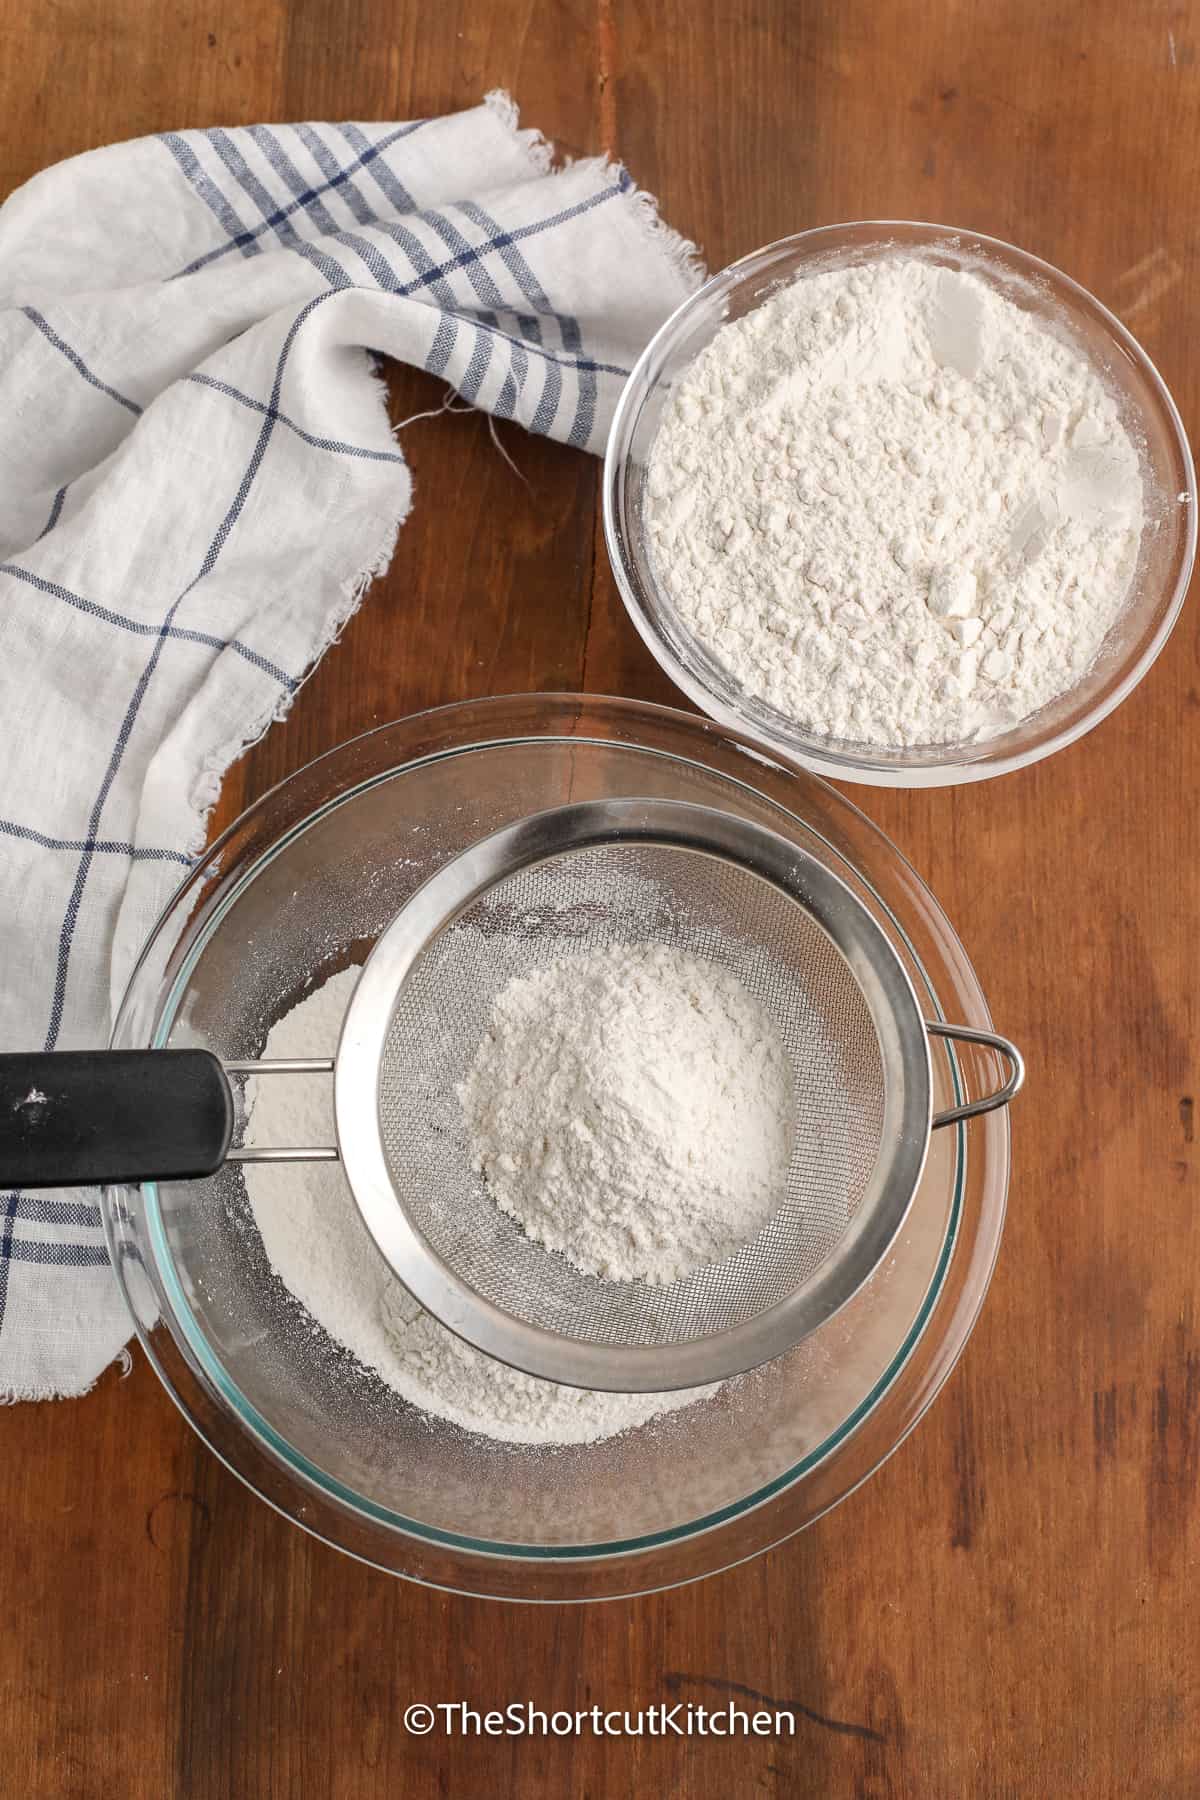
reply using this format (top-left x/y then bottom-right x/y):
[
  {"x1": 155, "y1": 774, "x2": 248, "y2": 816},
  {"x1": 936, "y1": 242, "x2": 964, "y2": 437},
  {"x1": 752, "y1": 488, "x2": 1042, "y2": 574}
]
[{"x1": 333, "y1": 798, "x2": 937, "y2": 1392}]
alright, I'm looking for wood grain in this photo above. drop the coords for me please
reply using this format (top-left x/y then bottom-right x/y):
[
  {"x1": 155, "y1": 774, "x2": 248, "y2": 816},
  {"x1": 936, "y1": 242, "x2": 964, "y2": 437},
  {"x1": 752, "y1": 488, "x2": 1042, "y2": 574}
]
[{"x1": 2, "y1": 1, "x2": 1198, "y2": 1794}]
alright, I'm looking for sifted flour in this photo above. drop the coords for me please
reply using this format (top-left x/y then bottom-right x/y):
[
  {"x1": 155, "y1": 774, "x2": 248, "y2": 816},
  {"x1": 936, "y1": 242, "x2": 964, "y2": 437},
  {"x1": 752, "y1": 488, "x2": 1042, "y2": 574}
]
[
  {"x1": 244, "y1": 968, "x2": 716, "y2": 1445},
  {"x1": 458, "y1": 941, "x2": 794, "y2": 1284},
  {"x1": 645, "y1": 255, "x2": 1144, "y2": 747}
]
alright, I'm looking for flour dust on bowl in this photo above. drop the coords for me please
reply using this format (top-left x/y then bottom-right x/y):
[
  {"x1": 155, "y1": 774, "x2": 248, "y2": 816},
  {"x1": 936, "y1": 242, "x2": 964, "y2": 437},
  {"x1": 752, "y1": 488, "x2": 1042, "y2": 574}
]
[
  {"x1": 604, "y1": 222, "x2": 1196, "y2": 787},
  {"x1": 100, "y1": 696, "x2": 1015, "y2": 1600}
]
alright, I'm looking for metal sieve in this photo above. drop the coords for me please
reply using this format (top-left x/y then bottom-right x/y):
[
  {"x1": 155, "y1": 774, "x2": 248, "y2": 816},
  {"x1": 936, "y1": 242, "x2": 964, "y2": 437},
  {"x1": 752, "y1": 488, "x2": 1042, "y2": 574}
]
[
  {"x1": 333, "y1": 798, "x2": 1023, "y2": 1393},
  {"x1": 0, "y1": 796, "x2": 1022, "y2": 1396}
]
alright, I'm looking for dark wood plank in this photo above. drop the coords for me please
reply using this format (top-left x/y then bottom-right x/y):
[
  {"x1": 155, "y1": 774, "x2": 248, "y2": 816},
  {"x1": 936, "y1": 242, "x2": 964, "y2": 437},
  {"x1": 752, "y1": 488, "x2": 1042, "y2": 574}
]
[
  {"x1": 2, "y1": 0, "x2": 1199, "y2": 1795},
  {"x1": 597, "y1": 3, "x2": 1200, "y2": 1794}
]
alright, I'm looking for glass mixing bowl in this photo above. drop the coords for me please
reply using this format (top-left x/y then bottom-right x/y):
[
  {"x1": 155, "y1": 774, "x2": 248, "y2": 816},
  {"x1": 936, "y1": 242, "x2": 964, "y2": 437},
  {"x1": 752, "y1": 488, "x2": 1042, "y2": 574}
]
[
  {"x1": 603, "y1": 222, "x2": 1196, "y2": 788},
  {"x1": 103, "y1": 695, "x2": 1010, "y2": 1600}
]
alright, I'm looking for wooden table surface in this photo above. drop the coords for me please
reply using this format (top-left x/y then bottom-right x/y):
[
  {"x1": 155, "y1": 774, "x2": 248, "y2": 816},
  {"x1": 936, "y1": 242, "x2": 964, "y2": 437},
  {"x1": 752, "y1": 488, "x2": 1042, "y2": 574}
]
[{"x1": 2, "y1": 1, "x2": 1198, "y2": 1794}]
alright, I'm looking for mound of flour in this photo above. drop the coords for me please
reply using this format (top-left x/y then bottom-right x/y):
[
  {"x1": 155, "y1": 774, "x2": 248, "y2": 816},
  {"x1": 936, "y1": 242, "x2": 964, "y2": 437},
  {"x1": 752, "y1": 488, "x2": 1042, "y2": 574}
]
[
  {"x1": 645, "y1": 254, "x2": 1144, "y2": 746},
  {"x1": 244, "y1": 968, "x2": 714, "y2": 1446},
  {"x1": 458, "y1": 942, "x2": 794, "y2": 1284}
]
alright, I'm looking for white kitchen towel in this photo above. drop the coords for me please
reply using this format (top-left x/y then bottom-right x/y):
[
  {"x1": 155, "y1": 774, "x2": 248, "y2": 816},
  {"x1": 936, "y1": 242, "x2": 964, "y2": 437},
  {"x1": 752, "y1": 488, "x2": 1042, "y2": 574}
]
[{"x1": 0, "y1": 93, "x2": 701, "y2": 1400}]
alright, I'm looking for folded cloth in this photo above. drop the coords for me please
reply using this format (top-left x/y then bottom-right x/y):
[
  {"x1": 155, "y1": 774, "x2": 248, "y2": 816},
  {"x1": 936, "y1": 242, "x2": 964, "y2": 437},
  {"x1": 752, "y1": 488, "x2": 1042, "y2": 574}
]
[{"x1": 0, "y1": 92, "x2": 702, "y2": 1400}]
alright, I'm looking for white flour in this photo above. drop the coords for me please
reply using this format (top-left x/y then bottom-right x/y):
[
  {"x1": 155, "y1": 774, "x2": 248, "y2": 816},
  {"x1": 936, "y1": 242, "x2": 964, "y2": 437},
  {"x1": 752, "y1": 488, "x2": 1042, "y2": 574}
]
[
  {"x1": 645, "y1": 254, "x2": 1144, "y2": 746},
  {"x1": 244, "y1": 968, "x2": 714, "y2": 1445},
  {"x1": 458, "y1": 942, "x2": 793, "y2": 1284}
]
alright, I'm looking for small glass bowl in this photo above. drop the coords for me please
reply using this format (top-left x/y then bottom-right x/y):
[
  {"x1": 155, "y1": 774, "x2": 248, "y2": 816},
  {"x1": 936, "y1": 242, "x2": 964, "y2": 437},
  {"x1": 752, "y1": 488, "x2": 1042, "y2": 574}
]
[{"x1": 603, "y1": 222, "x2": 1196, "y2": 788}]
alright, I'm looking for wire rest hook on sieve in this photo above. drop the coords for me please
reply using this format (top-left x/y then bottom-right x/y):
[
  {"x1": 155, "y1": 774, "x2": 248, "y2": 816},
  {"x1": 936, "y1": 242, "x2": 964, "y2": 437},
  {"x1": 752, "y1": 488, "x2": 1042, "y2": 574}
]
[{"x1": 926, "y1": 1022, "x2": 1024, "y2": 1128}]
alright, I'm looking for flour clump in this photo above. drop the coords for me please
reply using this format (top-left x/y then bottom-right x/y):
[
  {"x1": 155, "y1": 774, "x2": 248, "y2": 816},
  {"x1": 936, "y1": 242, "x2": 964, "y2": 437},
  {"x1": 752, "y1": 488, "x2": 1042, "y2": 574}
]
[
  {"x1": 458, "y1": 941, "x2": 794, "y2": 1285},
  {"x1": 645, "y1": 254, "x2": 1144, "y2": 746}
]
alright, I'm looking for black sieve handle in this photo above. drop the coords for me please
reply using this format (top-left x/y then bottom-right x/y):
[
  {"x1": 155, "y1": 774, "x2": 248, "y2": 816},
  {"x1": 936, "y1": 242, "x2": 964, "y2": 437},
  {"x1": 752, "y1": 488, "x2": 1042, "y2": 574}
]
[{"x1": 0, "y1": 1050, "x2": 235, "y2": 1188}]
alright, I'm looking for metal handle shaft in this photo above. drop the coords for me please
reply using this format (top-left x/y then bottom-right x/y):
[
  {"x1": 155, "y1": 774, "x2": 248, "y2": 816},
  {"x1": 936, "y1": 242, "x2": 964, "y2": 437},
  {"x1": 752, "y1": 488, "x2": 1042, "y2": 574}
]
[
  {"x1": 222, "y1": 1058, "x2": 339, "y2": 1162},
  {"x1": 927, "y1": 1023, "x2": 1024, "y2": 1128}
]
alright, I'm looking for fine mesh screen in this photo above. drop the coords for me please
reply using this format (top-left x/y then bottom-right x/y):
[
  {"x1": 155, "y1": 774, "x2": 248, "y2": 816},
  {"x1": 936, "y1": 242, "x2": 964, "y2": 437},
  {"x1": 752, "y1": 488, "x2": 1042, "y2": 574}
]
[{"x1": 374, "y1": 843, "x2": 888, "y2": 1348}]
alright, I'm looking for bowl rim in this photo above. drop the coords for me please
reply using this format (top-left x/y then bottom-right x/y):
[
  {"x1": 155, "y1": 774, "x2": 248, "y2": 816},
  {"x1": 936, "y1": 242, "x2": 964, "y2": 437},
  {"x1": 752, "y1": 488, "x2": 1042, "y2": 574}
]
[
  {"x1": 603, "y1": 219, "x2": 1197, "y2": 789},
  {"x1": 101, "y1": 692, "x2": 1009, "y2": 1595}
]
